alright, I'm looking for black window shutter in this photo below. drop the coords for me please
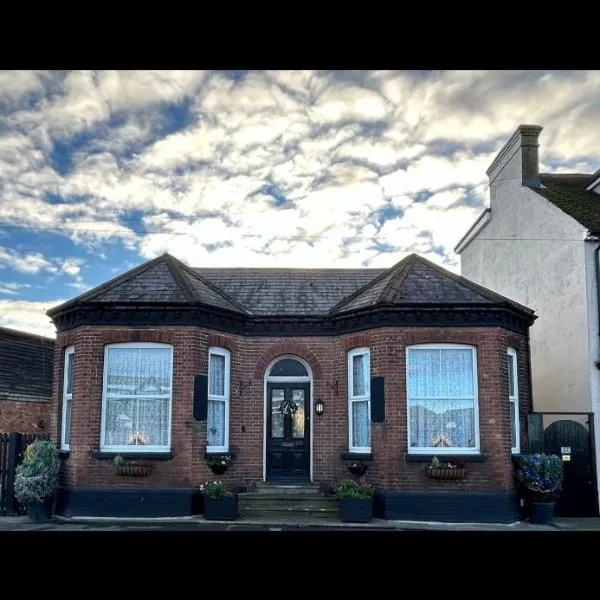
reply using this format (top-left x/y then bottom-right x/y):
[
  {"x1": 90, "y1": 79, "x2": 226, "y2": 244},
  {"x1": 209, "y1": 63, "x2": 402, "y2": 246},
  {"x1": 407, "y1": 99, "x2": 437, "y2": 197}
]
[
  {"x1": 370, "y1": 376, "x2": 385, "y2": 423},
  {"x1": 193, "y1": 374, "x2": 208, "y2": 421}
]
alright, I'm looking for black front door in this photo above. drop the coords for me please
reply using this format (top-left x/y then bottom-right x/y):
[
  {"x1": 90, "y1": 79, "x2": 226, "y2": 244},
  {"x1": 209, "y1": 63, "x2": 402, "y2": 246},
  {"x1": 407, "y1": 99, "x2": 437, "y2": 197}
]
[{"x1": 266, "y1": 383, "x2": 310, "y2": 482}]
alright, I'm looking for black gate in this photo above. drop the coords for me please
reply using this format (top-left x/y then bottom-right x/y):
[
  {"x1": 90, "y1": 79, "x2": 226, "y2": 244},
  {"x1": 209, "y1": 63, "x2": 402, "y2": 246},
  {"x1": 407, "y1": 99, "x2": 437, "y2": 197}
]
[
  {"x1": 527, "y1": 412, "x2": 598, "y2": 517},
  {"x1": 0, "y1": 432, "x2": 48, "y2": 516}
]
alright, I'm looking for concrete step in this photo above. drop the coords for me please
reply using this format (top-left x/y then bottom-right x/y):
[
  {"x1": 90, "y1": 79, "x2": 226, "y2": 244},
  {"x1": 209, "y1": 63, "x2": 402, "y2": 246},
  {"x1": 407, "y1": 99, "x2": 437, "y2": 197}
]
[
  {"x1": 253, "y1": 484, "x2": 321, "y2": 496},
  {"x1": 239, "y1": 497, "x2": 338, "y2": 511},
  {"x1": 238, "y1": 483, "x2": 339, "y2": 520},
  {"x1": 240, "y1": 506, "x2": 339, "y2": 519}
]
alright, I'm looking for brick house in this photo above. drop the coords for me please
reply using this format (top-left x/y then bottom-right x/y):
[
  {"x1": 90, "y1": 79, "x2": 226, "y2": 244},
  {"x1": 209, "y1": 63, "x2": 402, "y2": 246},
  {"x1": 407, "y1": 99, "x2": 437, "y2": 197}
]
[
  {"x1": 0, "y1": 326, "x2": 54, "y2": 434},
  {"x1": 46, "y1": 252, "x2": 536, "y2": 522}
]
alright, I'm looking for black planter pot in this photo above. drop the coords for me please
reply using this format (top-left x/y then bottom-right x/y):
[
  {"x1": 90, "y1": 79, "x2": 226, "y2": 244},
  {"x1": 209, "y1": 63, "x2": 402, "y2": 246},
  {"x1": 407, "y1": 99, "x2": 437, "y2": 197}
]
[
  {"x1": 26, "y1": 498, "x2": 53, "y2": 522},
  {"x1": 203, "y1": 495, "x2": 238, "y2": 521},
  {"x1": 529, "y1": 501, "x2": 555, "y2": 525},
  {"x1": 339, "y1": 498, "x2": 373, "y2": 523}
]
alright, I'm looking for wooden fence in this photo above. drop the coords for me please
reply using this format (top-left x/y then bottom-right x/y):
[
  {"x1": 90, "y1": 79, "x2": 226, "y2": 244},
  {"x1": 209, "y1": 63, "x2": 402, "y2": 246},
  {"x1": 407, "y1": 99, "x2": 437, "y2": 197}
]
[{"x1": 0, "y1": 432, "x2": 49, "y2": 516}]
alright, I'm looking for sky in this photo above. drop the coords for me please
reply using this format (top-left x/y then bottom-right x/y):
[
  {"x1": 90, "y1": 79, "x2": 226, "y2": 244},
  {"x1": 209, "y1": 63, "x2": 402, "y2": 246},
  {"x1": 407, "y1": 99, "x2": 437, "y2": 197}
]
[{"x1": 0, "y1": 70, "x2": 599, "y2": 338}]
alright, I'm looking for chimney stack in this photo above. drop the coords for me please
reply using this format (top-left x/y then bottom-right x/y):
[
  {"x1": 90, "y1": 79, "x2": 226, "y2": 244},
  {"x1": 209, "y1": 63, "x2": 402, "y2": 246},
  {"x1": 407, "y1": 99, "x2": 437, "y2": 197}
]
[{"x1": 486, "y1": 124, "x2": 543, "y2": 188}]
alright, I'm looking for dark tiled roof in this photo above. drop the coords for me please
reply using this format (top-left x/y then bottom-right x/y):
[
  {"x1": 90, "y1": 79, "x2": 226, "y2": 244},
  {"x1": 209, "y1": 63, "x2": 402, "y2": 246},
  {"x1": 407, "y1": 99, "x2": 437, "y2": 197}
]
[
  {"x1": 48, "y1": 254, "x2": 247, "y2": 317},
  {"x1": 95, "y1": 262, "x2": 188, "y2": 302},
  {"x1": 196, "y1": 268, "x2": 386, "y2": 315},
  {"x1": 536, "y1": 174, "x2": 600, "y2": 231},
  {"x1": 332, "y1": 254, "x2": 531, "y2": 314},
  {"x1": 0, "y1": 327, "x2": 54, "y2": 403},
  {"x1": 47, "y1": 253, "x2": 535, "y2": 319}
]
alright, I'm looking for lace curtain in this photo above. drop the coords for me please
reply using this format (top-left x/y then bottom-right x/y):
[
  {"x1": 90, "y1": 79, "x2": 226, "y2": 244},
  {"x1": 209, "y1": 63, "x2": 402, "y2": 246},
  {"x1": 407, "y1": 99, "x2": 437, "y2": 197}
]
[
  {"x1": 104, "y1": 347, "x2": 172, "y2": 448},
  {"x1": 208, "y1": 352, "x2": 227, "y2": 447},
  {"x1": 351, "y1": 352, "x2": 369, "y2": 448},
  {"x1": 407, "y1": 348, "x2": 476, "y2": 449}
]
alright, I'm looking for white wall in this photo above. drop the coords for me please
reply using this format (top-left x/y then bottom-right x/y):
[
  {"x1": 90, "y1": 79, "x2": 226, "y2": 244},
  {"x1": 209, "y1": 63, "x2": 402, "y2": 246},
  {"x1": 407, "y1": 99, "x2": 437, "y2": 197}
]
[{"x1": 461, "y1": 177, "x2": 591, "y2": 413}]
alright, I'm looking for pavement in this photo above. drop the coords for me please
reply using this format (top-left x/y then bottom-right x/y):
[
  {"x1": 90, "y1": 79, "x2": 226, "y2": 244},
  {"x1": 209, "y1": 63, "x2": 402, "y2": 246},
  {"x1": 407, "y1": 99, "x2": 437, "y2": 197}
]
[{"x1": 1, "y1": 514, "x2": 600, "y2": 531}]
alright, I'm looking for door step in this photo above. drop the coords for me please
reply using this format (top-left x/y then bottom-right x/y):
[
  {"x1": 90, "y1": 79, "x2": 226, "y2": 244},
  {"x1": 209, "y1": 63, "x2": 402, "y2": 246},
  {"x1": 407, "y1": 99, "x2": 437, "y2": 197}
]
[{"x1": 238, "y1": 483, "x2": 338, "y2": 519}]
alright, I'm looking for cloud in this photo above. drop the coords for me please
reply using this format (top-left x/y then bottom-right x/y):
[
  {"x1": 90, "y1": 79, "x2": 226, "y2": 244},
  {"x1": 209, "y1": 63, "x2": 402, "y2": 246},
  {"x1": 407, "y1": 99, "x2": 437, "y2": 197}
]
[
  {"x1": 0, "y1": 282, "x2": 32, "y2": 295},
  {"x1": 0, "y1": 299, "x2": 60, "y2": 337},
  {"x1": 0, "y1": 247, "x2": 57, "y2": 274},
  {"x1": 0, "y1": 69, "x2": 599, "y2": 340}
]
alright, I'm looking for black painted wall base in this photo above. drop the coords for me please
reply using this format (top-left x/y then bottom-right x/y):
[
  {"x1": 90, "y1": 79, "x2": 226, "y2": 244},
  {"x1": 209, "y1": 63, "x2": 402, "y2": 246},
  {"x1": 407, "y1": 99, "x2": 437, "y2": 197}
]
[
  {"x1": 374, "y1": 490, "x2": 520, "y2": 524},
  {"x1": 56, "y1": 487, "x2": 203, "y2": 518}
]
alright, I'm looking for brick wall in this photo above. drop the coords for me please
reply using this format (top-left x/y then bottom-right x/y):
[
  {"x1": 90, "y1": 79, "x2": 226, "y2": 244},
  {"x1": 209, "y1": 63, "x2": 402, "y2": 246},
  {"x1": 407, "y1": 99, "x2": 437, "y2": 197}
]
[
  {"x1": 53, "y1": 324, "x2": 531, "y2": 493},
  {"x1": 0, "y1": 398, "x2": 51, "y2": 435}
]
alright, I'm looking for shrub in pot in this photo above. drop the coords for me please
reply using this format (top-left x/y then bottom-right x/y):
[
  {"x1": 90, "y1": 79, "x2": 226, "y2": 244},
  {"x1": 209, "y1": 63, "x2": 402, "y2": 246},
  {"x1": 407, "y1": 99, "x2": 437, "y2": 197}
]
[
  {"x1": 200, "y1": 480, "x2": 238, "y2": 521},
  {"x1": 14, "y1": 440, "x2": 60, "y2": 521},
  {"x1": 515, "y1": 453, "x2": 564, "y2": 525},
  {"x1": 336, "y1": 478, "x2": 375, "y2": 523}
]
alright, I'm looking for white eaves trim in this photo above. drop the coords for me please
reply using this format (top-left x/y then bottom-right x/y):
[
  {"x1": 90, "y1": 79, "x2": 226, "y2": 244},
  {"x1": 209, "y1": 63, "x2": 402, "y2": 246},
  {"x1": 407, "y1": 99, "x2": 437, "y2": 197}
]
[{"x1": 454, "y1": 209, "x2": 491, "y2": 254}]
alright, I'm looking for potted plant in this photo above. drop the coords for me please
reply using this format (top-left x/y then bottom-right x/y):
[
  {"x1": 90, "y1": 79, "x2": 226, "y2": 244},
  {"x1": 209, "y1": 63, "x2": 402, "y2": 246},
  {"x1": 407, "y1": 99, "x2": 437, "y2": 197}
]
[
  {"x1": 13, "y1": 439, "x2": 60, "y2": 522},
  {"x1": 200, "y1": 480, "x2": 238, "y2": 521},
  {"x1": 425, "y1": 456, "x2": 466, "y2": 480},
  {"x1": 113, "y1": 455, "x2": 154, "y2": 477},
  {"x1": 515, "y1": 453, "x2": 563, "y2": 525},
  {"x1": 336, "y1": 478, "x2": 375, "y2": 523},
  {"x1": 205, "y1": 453, "x2": 233, "y2": 475}
]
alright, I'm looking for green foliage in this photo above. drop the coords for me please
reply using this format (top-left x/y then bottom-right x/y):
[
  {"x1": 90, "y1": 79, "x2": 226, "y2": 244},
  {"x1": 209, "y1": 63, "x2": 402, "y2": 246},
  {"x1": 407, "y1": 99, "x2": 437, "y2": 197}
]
[
  {"x1": 113, "y1": 455, "x2": 126, "y2": 467},
  {"x1": 200, "y1": 480, "x2": 232, "y2": 500},
  {"x1": 14, "y1": 440, "x2": 60, "y2": 504},
  {"x1": 336, "y1": 478, "x2": 375, "y2": 500}
]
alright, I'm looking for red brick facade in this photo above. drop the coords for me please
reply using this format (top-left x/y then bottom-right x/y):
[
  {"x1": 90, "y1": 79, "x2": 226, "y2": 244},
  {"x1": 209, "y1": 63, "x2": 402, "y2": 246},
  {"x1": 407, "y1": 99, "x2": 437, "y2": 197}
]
[
  {"x1": 0, "y1": 399, "x2": 51, "y2": 435},
  {"x1": 52, "y1": 324, "x2": 530, "y2": 495}
]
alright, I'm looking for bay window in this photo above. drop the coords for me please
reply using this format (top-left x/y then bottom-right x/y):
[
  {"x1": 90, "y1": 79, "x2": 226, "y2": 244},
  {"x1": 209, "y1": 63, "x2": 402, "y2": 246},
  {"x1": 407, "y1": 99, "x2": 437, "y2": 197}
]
[
  {"x1": 207, "y1": 347, "x2": 230, "y2": 452},
  {"x1": 348, "y1": 347, "x2": 370, "y2": 453},
  {"x1": 406, "y1": 344, "x2": 479, "y2": 454},
  {"x1": 101, "y1": 343, "x2": 173, "y2": 453}
]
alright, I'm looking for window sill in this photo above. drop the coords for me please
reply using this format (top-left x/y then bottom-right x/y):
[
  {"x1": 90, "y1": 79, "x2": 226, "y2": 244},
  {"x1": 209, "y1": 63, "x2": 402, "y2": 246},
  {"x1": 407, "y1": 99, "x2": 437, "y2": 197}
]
[
  {"x1": 58, "y1": 450, "x2": 70, "y2": 459},
  {"x1": 91, "y1": 451, "x2": 174, "y2": 461},
  {"x1": 205, "y1": 451, "x2": 236, "y2": 459},
  {"x1": 341, "y1": 452, "x2": 373, "y2": 461},
  {"x1": 405, "y1": 453, "x2": 487, "y2": 463}
]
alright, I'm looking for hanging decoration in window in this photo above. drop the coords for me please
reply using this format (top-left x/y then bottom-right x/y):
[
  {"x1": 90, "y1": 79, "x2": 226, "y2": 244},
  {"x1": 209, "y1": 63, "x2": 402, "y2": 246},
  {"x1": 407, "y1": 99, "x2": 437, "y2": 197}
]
[{"x1": 279, "y1": 398, "x2": 298, "y2": 416}]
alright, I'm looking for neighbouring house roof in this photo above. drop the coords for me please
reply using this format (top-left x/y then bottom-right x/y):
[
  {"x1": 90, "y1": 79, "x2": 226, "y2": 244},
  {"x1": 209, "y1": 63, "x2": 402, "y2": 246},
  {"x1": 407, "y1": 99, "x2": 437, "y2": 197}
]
[
  {"x1": 536, "y1": 173, "x2": 600, "y2": 231},
  {"x1": 0, "y1": 326, "x2": 54, "y2": 402},
  {"x1": 47, "y1": 252, "x2": 534, "y2": 319}
]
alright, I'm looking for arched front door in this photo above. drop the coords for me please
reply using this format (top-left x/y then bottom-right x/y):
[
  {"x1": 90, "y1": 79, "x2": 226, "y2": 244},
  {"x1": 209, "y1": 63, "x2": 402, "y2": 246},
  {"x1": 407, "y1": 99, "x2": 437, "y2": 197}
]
[{"x1": 265, "y1": 357, "x2": 311, "y2": 483}]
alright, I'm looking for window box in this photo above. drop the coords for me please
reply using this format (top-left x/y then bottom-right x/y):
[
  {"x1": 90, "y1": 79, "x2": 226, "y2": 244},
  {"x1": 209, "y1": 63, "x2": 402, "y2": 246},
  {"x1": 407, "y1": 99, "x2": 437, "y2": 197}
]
[
  {"x1": 113, "y1": 456, "x2": 154, "y2": 477},
  {"x1": 341, "y1": 452, "x2": 373, "y2": 477},
  {"x1": 425, "y1": 466, "x2": 466, "y2": 481},
  {"x1": 205, "y1": 452, "x2": 234, "y2": 475}
]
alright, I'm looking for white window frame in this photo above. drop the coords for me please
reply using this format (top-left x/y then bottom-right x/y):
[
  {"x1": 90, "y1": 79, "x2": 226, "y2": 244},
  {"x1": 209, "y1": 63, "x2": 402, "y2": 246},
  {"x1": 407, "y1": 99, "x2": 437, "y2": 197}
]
[
  {"x1": 406, "y1": 343, "x2": 480, "y2": 455},
  {"x1": 348, "y1": 347, "x2": 371, "y2": 453},
  {"x1": 207, "y1": 347, "x2": 231, "y2": 453},
  {"x1": 508, "y1": 347, "x2": 520, "y2": 454},
  {"x1": 61, "y1": 346, "x2": 74, "y2": 451},
  {"x1": 100, "y1": 342, "x2": 173, "y2": 453}
]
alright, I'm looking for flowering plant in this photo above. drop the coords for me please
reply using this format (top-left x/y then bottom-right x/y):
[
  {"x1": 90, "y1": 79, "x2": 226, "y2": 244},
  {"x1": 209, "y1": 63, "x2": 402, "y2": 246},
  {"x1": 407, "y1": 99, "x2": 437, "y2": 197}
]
[
  {"x1": 200, "y1": 480, "x2": 234, "y2": 500},
  {"x1": 515, "y1": 453, "x2": 563, "y2": 502},
  {"x1": 428, "y1": 456, "x2": 466, "y2": 470},
  {"x1": 336, "y1": 478, "x2": 375, "y2": 500},
  {"x1": 206, "y1": 454, "x2": 232, "y2": 468}
]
